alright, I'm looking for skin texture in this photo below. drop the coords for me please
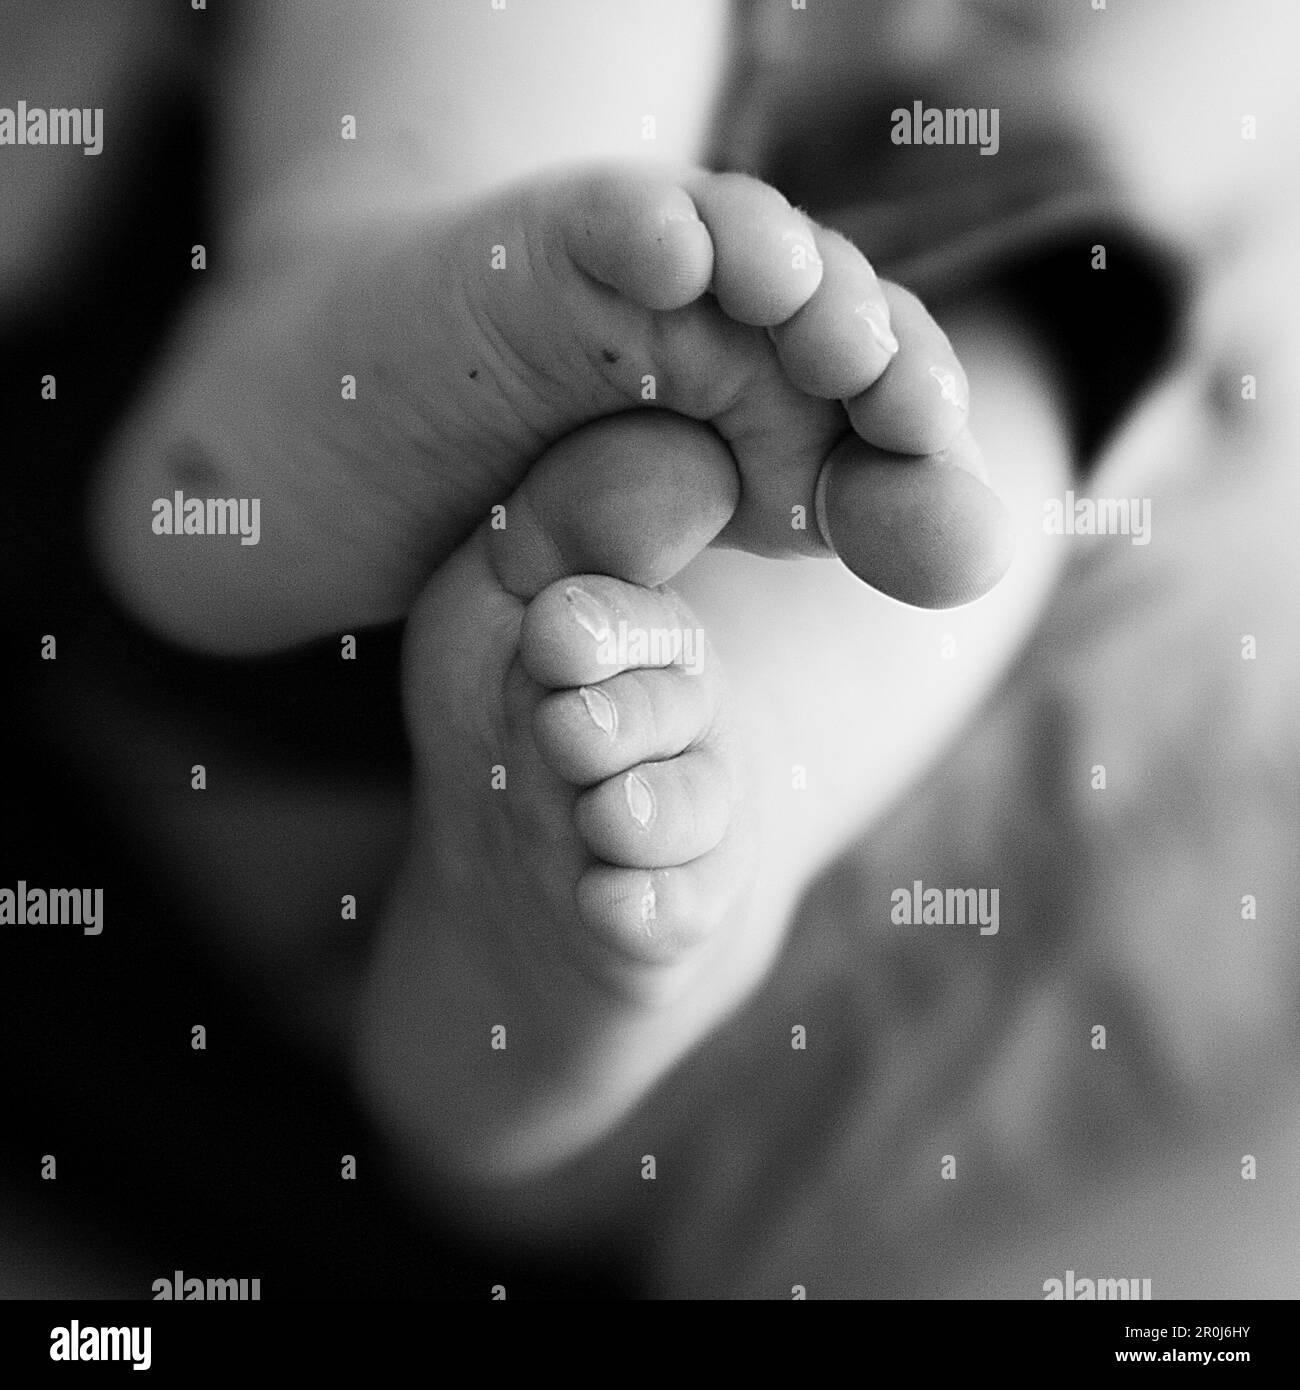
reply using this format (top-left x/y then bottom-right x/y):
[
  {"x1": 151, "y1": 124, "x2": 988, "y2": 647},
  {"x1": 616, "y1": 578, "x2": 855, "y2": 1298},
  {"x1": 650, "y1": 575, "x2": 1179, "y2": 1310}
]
[
  {"x1": 89, "y1": 161, "x2": 1010, "y2": 656},
  {"x1": 355, "y1": 287, "x2": 1069, "y2": 1184}
]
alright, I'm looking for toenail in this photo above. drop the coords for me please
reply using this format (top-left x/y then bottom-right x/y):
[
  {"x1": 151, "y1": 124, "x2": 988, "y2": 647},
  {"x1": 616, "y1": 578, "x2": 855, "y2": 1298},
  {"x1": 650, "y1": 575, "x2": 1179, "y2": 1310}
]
[
  {"x1": 578, "y1": 685, "x2": 617, "y2": 737},
  {"x1": 564, "y1": 585, "x2": 610, "y2": 642},
  {"x1": 930, "y1": 365, "x2": 969, "y2": 413},
  {"x1": 855, "y1": 302, "x2": 899, "y2": 355},
  {"x1": 625, "y1": 771, "x2": 656, "y2": 828}
]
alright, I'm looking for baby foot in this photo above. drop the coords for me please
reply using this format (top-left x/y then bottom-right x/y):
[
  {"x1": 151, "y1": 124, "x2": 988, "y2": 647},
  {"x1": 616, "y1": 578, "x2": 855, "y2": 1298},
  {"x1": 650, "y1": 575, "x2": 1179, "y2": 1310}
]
[
  {"x1": 92, "y1": 162, "x2": 1011, "y2": 653},
  {"x1": 354, "y1": 412, "x2": 783, "y2": 1183}
]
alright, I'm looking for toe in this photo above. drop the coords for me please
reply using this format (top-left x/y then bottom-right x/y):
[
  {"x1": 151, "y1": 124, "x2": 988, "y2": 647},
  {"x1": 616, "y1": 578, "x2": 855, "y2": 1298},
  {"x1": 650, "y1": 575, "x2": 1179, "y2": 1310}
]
[
  {"x1": 816, "y1": 431, "x2": 1016, "y2": 608},
  {"x1": 533, "y1": 661, "x2": 723, "y2": 786},
  {"x1": 769, "y1": 227, "x2": 899, "y2": 398},
  {"x1": 561, "y1": 165, "x2": 714, "y2": 312},
  {"x1": 519, "y1": 574, "x2": 710, "y2": 689},
  {"x1": 575, "y1": 745, "x2": 733, "y2": 868},
  {"x1": 576, "y1": 867, "x2": 710, "y2": 968},
  {"x1": 576, "y1": 830, "x2": 751, "y2": 977},
  {"x1": 845, "y1": 282, "x2": 970, "y2": 456},
  {"x1": 488, "y1": 411, "x2": 738, "y2": 600},
  {"x1": 684, "y1": 171, "x2": 824, "y2": 326}
]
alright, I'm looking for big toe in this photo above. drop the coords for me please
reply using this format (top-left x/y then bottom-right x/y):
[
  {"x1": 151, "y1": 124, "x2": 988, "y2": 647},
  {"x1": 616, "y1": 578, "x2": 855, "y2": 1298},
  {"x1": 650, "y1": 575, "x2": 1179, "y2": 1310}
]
[
  {"x1": 816, "y1": 430, "x2": 1017, "y2": 609},
  {"x1": 487, "y1": 410, "x2": 739, "y2": 601}
]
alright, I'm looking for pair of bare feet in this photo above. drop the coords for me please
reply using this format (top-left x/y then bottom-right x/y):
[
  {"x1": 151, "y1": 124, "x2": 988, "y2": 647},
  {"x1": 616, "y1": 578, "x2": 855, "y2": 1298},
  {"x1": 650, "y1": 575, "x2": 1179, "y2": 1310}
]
[{"x1": 92, "y1": 163, "x2": 1014, "y2": 1183}]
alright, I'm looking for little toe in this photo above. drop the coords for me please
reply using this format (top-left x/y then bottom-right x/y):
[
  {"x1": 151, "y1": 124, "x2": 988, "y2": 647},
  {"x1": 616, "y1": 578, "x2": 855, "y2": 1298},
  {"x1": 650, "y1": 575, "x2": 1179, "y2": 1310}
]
[
  {"x1": 561, "y1": 165, "x2": 715, "y2": 312},
  {"x1": 684, "y1": 171, "x2": 824, "y2": 326}
]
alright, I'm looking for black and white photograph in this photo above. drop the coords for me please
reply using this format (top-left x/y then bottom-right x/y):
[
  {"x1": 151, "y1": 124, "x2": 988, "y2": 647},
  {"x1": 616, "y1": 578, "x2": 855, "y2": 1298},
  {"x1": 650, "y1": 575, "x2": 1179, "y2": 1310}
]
[{"x1": 2, "y1": 0, "x2": 1297, "y2": 1355}]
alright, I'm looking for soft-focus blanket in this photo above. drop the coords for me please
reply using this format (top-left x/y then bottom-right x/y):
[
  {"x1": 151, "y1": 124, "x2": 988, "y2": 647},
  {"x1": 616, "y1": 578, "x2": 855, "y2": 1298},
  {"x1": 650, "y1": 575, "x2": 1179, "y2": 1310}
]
[{"x1": 631, "y1": 57, "x2": 1300, "y2": 1295}]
